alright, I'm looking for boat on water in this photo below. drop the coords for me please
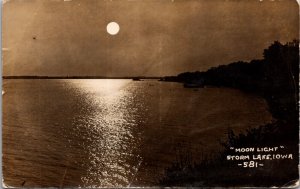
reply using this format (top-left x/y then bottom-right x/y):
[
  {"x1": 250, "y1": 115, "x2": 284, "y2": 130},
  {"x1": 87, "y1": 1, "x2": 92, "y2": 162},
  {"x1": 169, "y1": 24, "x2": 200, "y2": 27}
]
[
  {"x1": 132, "y1": 77, "x2": 141, "y2": 81},
  {"x1": 183, "y1": 83, "x2": 204, "y2": 88},
  {"x1": 183, "y1": 79, "x2": 204, "y2": 88}
]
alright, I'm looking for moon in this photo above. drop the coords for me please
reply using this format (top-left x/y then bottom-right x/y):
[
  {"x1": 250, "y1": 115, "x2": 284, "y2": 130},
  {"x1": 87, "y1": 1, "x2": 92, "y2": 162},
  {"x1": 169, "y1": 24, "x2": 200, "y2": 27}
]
[{"x1": 106, "y1": 22, "x2": 120, "y2": 35}]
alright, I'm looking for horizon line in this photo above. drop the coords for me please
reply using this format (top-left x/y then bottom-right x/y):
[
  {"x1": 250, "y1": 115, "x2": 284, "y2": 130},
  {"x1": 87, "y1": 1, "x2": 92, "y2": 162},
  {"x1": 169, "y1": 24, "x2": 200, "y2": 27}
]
[{"x1": 2, "y1": 75, "x2": 163, "y2": 79}]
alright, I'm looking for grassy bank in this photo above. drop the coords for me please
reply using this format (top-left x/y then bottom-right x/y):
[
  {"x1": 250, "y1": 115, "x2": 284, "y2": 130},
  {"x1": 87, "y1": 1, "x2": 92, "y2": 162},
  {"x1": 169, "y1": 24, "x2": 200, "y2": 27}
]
[{"x1": 160, "y1": 120, "x2": 298, "y2": 187}]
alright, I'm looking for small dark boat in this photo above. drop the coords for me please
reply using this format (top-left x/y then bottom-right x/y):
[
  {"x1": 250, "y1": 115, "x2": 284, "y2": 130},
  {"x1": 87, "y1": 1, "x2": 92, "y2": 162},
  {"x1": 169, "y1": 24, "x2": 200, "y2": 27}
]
[
  {"x1": 184, "y1": 83, "x2": 204, "y2": 88},
  {"x1": 132, "y1": 77, "x2": 141, "y2": 81},
  {"x1": 183, "y1": 79, "x2": 204, "y2": 88}
]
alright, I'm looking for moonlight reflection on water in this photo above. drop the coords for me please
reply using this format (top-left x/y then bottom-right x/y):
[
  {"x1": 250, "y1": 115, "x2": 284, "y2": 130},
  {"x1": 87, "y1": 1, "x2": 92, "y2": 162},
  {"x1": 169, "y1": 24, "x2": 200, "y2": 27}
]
[{"x1": 68, "y1": 79, "x2": 142, "y2": 187}]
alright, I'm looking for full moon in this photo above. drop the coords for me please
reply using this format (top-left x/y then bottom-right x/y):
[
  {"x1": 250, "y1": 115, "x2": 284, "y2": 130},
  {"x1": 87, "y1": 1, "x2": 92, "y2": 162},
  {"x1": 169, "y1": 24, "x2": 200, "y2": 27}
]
[{"x1": 106, "y1": 22, "x2": 120, "y2": 35}]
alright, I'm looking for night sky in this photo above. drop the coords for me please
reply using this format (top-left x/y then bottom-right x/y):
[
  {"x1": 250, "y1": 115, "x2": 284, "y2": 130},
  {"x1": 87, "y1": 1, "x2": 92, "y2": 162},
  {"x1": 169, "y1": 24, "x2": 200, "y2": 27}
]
[{"x1": 3, "y1": 0, "x2": 299, "y2": 77}]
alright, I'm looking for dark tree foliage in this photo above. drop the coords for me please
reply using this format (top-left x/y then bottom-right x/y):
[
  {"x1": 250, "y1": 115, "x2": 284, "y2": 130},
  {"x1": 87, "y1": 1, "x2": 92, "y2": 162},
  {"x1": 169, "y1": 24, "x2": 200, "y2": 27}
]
[
  {"x1": 262, "y1": 40, "x2": 299, "y2": 120},
  {"x1": 162, "y1": 40, "x2": 299, "y2": 122},
  {"x1": 159, "y1": 40, "x2": 299, "y2": 187}
]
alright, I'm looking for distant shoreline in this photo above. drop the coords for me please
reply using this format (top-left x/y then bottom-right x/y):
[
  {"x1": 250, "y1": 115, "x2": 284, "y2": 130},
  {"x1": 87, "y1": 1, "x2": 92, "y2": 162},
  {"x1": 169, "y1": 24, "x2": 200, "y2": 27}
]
[{"x1": 2, "y1": 76, "x2": 162, "y2": 80}]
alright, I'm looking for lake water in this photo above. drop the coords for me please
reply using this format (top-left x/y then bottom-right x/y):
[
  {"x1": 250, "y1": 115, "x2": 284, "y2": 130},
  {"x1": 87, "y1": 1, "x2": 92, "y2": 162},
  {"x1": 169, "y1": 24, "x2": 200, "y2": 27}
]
[{"x1": 2, "y1": 79, "x2": 273, "y2": 187}]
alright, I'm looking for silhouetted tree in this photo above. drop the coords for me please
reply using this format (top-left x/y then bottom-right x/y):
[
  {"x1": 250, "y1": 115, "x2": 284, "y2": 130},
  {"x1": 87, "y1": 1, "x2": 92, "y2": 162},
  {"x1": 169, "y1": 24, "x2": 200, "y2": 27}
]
[{"x1": 162, "y1": 40, "x2": 299, "y2": 122}]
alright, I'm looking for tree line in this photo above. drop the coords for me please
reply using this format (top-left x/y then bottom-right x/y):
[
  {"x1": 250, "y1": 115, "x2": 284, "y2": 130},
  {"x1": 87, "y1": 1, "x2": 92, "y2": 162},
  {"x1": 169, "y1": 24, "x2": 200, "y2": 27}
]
[{"x1": 162, "y1": 40, "x2": 299, "y2": 122}]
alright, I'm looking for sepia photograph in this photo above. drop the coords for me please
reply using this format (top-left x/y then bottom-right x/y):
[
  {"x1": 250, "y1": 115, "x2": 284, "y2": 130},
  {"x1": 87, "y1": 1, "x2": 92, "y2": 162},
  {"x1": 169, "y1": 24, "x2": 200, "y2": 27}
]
[{"x1": 2, "y1": 0, "x2": 299, "y2": 187}]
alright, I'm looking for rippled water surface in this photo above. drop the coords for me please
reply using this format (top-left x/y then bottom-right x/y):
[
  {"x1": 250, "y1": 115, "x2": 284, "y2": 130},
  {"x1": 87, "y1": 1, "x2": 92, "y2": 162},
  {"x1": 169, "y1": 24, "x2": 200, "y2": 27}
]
[{"x1": 3, "y1": 79, "x2": 273, "y2": 187}]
